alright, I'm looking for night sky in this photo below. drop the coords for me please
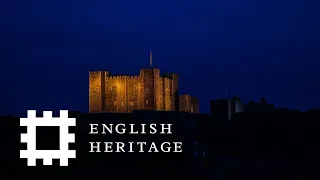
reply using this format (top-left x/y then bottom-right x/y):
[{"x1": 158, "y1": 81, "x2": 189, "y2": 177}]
[{"x1": 1, "y1": 0, "x2": 319, "y2": 116}]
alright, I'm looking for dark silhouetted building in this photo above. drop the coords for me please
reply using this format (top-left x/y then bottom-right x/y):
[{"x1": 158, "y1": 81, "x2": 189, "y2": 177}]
[
  {"x1": 210, "y1": 95, "x2": 244, "y2": 121},
  {"x1": 244, "y1": 96, "x2": 274, "y2": 114}
]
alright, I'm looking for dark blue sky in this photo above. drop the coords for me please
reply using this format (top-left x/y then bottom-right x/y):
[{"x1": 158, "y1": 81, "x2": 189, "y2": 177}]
[{"x1": 1, "y1": 0, "x2": 319, "y2": 116}]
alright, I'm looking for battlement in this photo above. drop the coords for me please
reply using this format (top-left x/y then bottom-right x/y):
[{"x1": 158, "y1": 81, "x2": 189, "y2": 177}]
[
  {"x1": 129, "y1": 75, "x2": 139, "y2": 79},
  {"x1": 161, "y1": 76, "x2": 172, "y2": 81},
  {"x1": 89, "y1": 71, "x2": 110, "y2": 76},
  {"x1": 105, "y1": 75, "x2": 140, "y2": 80},
  {"x1": 141, "y1": 68, "x2": 159, "y2": 72},
  {"x1": 89, "y1": 71, "x2": 103, "y2": 74},
  {"x1": 105, "y1": 76, "x2": 119, "y2": 80},
  {"x1": 161, "y1": 73, "x2": 177, "y2": 79}
]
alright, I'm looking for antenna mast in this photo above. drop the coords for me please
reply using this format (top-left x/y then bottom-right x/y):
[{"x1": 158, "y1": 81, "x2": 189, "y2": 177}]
[{"x1": 149, "y1": 50, "x2": 152, "y2": 66}]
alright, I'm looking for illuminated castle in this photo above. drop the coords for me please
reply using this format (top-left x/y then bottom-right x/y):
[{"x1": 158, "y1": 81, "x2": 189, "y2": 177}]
[{"x1": 89, "y1": 51, "x2": 199, "y2": 113}]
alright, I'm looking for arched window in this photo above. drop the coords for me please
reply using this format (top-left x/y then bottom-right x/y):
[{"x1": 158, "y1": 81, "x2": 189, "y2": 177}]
[
  {"x1": 109, "y1": 87, "x2": 112, "y2": 90},
  {"x1": 134, "y1": 86, "x2": 137, "y2": 90}
]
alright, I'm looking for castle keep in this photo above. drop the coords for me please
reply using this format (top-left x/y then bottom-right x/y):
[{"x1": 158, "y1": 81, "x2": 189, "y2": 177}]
[{"x1": 89, "y1": 51, "x2": 198, "y2": 113}]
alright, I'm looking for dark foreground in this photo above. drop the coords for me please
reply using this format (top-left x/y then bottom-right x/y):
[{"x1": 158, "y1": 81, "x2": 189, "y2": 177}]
[{"x1": 1, "y1": 109, "x2": 320, "y2": 179}]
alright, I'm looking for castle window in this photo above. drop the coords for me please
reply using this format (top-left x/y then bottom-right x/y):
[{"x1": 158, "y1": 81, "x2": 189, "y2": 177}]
[
  {"x1": 146, "y1": 88, "x2": 149, "y2": 92},
  {"x1": 146, "y1": 100, "x2": 148, "y2": 105},
  {"x1": 109, "y1": 87, "x2": 112, "y2": 90},
  {"x1": 134, "y1": 86, "x2": 137, "y2": 90}
]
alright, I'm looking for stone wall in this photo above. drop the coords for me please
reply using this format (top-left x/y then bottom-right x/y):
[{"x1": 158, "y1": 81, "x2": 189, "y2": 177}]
[
  {"x1": 126, "y1": 76, "x2": 140, "y2": 112},
  {"x1": 179, "y1": 94, "x2": 191, "y2": 112},
  {"x1": 163, "y1": 77, "x2": 172, "y2": 111},
  {"x1": 179, "y1": 94, "x2": 199, "y2": 114},
  {"x1": 105, "y1": 76, "x2": 118, "y2": 112}
]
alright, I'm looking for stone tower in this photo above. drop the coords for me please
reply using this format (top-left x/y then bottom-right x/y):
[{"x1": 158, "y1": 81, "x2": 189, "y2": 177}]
[{"x1": 88, "y1": 52, "x2": 198, "y2": 113}]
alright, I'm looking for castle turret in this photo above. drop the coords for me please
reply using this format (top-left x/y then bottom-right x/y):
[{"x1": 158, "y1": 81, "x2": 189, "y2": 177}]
[
  {"x1": 89, "y1": 71, "x2": 109, "y2": 113},
  {"x1": 140, "y1": 68, "x2": 160, "y2": 110}
]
